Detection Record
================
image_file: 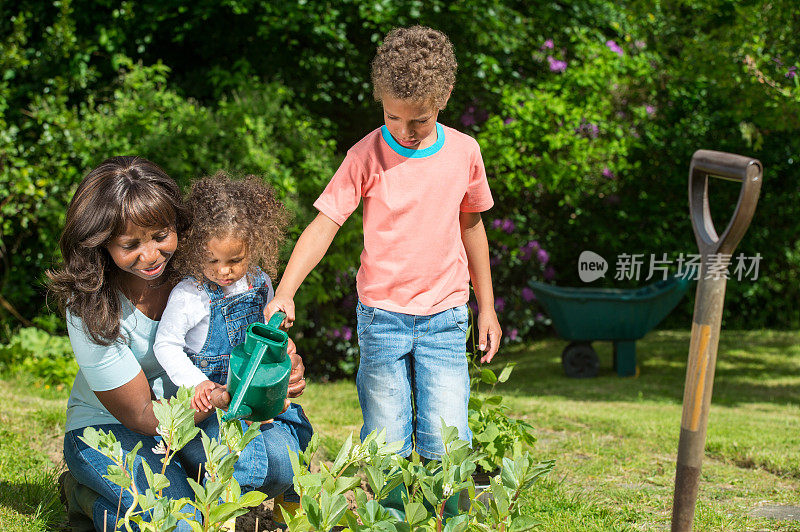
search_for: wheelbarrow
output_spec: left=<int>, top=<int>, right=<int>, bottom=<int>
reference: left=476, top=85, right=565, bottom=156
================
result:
left=529, top=276, right=691, bottom=377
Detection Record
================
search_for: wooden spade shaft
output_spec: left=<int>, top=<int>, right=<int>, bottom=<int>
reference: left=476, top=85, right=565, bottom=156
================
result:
left=671, top=150, right=762, bottom=532
left=672, top=273, right=727, bottom=530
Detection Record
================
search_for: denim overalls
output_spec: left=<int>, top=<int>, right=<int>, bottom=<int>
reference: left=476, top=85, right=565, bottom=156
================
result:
left=184, top=269, right=272, bottom=385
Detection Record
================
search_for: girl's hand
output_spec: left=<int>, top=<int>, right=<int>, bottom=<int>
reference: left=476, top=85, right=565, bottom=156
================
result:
left=477, top=309, right=502, bottom=363
left=264, top=296, right=296, bottom=328
left=286, top=337, right=306, bottom=398
left=192, top=380, right=223, bottom=412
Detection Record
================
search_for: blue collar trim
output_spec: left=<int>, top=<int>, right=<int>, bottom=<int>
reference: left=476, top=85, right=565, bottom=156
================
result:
left=381, top=122, right=445, bottom=158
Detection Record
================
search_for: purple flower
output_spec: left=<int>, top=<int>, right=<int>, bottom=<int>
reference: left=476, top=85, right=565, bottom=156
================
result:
left=490, top=256, right=501, bottom=267
left=786, top=66, right=797, bottom=79
left=606, top=40, right=624, bottom=56
left=331, top=328, right=341, bottom=338
left=536, top=248, right=550, bottom=265
left=542, top=39, right=555, bottom=50
left=519, top=247, right=532, bottom=261
left=491, top=218, right=503, bottom=229
left=547, top=56, right=567, bottom=73
left=468, top=300, right=478, bottom=313
left=645, top=104, right=655, bottom=116
left=576, top=120, right=599, bottom=138
left=543, top=266, right=556, bottom=281
left=502, top=218, right=515, bottom=234
left=634, top=40, right=646, bottom=50
left=460, top=112, right=476, bottom=127
left=503, top=117, right=515, bottom=125
left=528, top=240, right=540, bottom=251
left=341, top=326, right=352, bottom=342
left=495, top=297, right=505, bottom=312
left=535, top=313, right=545, bottom=321
left=507, top=328, right=519, bottom=341
left=522, top=287, right=536, bottom=302
left=602, top=167, right=615, bottom=179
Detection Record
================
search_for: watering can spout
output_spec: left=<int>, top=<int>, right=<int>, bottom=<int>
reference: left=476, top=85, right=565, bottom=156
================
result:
left=221, top=404, right=252, bottom=423
left=221, top=311, right=291, bottom=423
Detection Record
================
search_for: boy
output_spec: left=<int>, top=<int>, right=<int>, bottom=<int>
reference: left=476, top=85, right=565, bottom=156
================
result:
left=265, top=25, right=501, bottom=460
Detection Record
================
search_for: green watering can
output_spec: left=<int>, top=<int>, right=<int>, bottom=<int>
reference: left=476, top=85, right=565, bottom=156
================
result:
left=221, top=311, right=292, bottom=423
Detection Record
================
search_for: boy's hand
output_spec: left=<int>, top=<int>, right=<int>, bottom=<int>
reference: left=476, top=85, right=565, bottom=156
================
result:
left=192, top=380, right=222, bottom=412
left=477, top=309, right=502, bottom=363
left=264, top=295, right=296, bottom=328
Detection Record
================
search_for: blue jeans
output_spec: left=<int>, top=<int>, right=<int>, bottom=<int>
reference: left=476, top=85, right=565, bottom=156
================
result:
left=355, top=301, right=471, bottom=460
left=63, top=403, right=312, bottom=531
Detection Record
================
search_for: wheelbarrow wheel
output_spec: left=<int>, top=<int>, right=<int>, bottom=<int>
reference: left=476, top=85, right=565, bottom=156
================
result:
left=562, top=342, right=599, bottom=378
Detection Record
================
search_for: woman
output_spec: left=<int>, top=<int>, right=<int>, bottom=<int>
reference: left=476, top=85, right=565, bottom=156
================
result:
left=49, top=156, right=311, bottom=531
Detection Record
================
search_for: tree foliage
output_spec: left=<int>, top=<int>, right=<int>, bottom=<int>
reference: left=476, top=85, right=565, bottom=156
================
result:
left=1, top=0, right=798, bottom=375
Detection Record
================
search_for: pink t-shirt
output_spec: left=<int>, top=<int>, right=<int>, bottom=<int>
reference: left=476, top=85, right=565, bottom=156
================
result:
left=313, top=123, right=494, bottom=315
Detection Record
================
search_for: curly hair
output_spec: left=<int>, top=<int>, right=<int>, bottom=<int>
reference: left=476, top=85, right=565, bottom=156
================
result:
left=47, top=156, right=189, bottom=345
left=172, top=172, right=290, bottom=285
left=371, top=25, right=457, bottom=109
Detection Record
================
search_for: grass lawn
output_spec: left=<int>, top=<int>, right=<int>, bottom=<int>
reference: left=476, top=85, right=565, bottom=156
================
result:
left=1, top=329, right=799, bottom=531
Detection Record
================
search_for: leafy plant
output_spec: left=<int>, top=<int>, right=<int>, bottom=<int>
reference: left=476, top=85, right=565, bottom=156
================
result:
left=468, top=361, right=537, bottom=475
left=0, top=327, right=77, bottom=386
left=79, top=386, right=267, bottom=531
left=282, top=422, right=554, bottom=531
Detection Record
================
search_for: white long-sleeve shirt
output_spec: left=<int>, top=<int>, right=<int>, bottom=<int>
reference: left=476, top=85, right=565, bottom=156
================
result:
left=154, top=276, right=274, bottom=387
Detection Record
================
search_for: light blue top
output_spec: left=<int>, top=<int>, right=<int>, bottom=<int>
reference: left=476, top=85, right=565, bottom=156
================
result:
left=65, top=293, right=177, bottom=432
left=380, top=122, right=445, bottom=158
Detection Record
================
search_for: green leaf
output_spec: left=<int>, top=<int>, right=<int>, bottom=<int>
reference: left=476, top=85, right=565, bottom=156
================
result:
left=509, top=515, right=537, bottom=531
left=319, top=490, right=349, bottom=528
left=364, top=465, right=385, bottom=494
left=497, top=363, right=516, bottom=383
left=443, top=514, right=469, bottom=532
left=501, top=457, right=520, bottom=489
left=480, top=369, right=498, bottom=385
left=238, top=490, right=268, bottom=507
left=332, top=432, right=354, bottom=472
left=403, top=501, right=428, bottom=526
left=186, top=478, right=206, bottom=505
left=209, top=502, right=242, bottom=524
left=301, top=494, right=322, bottom=529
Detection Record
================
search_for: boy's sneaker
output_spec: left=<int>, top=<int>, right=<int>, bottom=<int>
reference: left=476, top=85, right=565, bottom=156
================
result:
left=58, top=470, right=97, bottom=532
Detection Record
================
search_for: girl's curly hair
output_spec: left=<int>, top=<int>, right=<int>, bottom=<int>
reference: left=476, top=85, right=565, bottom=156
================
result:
left=172, top=172, right=290, bottom=284
left=47, top=156, right=189, bottom=345
left=371, top=25, right=457, bottom=109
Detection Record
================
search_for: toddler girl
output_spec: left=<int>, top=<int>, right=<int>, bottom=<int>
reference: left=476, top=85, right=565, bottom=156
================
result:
left=155, top=172, right=290, bottom=412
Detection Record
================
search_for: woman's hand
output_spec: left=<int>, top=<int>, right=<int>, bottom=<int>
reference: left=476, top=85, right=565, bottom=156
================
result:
left=286, top=337, right=306, bottom=398
left=209, top=386, right=231, bottom=411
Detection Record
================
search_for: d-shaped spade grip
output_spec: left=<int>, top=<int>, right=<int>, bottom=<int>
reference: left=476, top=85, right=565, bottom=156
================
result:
left=221, top=311, right=290, bottom=423
left=672, top=150, right=762, bottom=532
left=689, top=149, right=763, bottom=256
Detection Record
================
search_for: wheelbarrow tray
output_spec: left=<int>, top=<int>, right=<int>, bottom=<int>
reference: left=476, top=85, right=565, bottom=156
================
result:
left=529, top=276, right=690, bottom=341
left=528, top=276, right=691, bottom=377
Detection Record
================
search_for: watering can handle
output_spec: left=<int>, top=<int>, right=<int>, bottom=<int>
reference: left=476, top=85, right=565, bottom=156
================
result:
left=267, top=311, right=287, bottom=330
left=689, top=150, right=762, bottom=257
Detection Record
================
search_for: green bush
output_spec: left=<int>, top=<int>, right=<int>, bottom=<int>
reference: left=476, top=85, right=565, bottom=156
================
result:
left=6, top=59, right=367, bottom=375
left=0, top=327, right=77, bottom=386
